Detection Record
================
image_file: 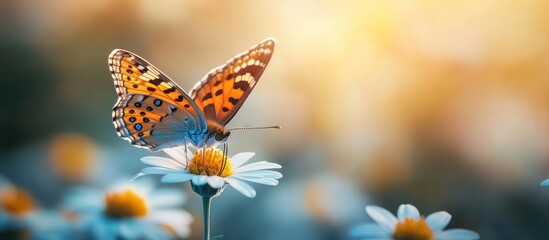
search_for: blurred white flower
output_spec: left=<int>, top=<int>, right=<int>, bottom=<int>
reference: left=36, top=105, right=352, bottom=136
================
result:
left=134, top=147, right=282, bottom=198
left=350, top=204, right=479, bottom=240
left=0, top=177, right=69, bottom=240
left=63, top=179, right=191, bottom=240
left=541, top=179, right=549, bottom=186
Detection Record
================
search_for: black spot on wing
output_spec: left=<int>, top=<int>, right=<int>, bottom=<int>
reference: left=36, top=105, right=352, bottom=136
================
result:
left=233, top=82, right=249, bottom=91
left=149, top=79, right=163, bottom=86
left=163, top=87, right=176, bottom=94
left=215, top=89, right=223, bottom=96
left=228, top=97, right=239, bottom=105
left=202, top=93, right=213, bottom=101
left=169, top=105, right=177, bottom=113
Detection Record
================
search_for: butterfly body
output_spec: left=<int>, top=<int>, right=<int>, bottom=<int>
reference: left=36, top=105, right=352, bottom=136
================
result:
left=108, top=39, right=275, bottom=151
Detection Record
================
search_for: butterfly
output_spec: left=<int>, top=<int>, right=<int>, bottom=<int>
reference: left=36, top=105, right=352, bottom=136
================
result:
left=108, top=38, right=275, bottom=151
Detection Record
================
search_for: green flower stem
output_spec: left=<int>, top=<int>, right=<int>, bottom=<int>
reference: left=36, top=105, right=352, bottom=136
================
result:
left=202, top=195, right=212, bottom=240
left=192, top=183, right=225, bottom=240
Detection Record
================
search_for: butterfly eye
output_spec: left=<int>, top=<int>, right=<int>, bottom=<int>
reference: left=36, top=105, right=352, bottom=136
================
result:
left=214, top=131, right=224, bottom=141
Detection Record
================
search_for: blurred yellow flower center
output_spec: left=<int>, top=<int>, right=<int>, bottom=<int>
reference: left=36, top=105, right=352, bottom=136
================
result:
left=188, top=148, right=233, bottom=177
left=104, top=189, right=148, bottom=218
left=392, top=217, right=434, bottom=240
left=0, top=188, right=35, bottom=216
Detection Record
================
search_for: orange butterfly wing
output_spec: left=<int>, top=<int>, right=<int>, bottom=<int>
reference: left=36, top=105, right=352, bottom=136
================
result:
left=190, top=38, right=275, bottom=125
left=109, top=49, right=207, bottom=150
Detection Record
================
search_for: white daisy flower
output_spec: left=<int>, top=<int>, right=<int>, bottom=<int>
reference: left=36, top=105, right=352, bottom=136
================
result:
left=350, top=204, right=480, bottom=240
left=134, top=147, right=283, bottom=198
left=63, top=179, right=192, bottom=240
left=0, top=178, right=69, bottom=240
left=541, top=179, right=549, bottom=186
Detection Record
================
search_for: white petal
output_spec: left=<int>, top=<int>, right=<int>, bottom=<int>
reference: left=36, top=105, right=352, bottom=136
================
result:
left=140, top=222, right=170, bottom=240
left=349, top=223, right=391, bottom=237
left=397, top=204, right=420, bottom=221
left=149, top=210, right=192, bottom=238
left=130, top=172, right=146, bottom=182
left=426, top=211, right=452, bottom=232
left=435, top=229, right=480, bottom=240
left=147, top=189, right=186, bottom=208
left=234, top=161, right=282, bottom=173
left=92, top=219, right=118, bottom=240
left=230, top=152, right=256, bottom=168
left=162, top=147, right=191, bottom=165
left=191, top=175, right=209, bottom=186
left=119, top=220, right=143, bottom=240
left=225, top=178, right=256, bottom=198
left=141, top=156, right=185, bottom=169
left=365, top=205, right=398, bottom=232
left=232, top=176, right=279, bottom=186
left=232, top=170, right=282, bottom=179
left=142, top=167, right=182, bottom=175
left=63, top=187, right=104, bottom=212
left=129, top=178, right=155, bottom=195
left=161, top=173, right=194, bottom=183
left=207, top=176, right=226, bottom=189
left=541, top=178, right=549, bottom=186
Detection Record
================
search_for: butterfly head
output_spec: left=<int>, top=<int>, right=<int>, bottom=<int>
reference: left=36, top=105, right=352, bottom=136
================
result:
left=205, top=121, right=231, bottom=146
left=214, top=129, right=231, bottom=143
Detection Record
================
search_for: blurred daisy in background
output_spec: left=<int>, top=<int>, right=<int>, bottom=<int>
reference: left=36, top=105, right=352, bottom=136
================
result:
left=63, top=179, right=191, bottom=240
left=350, top=204, right=479, bottom=240
left=541, top=179, right=549, bottom=186
left=135, top=147, right=283, bottom=198
left=0, top=177, right=69, bottom=240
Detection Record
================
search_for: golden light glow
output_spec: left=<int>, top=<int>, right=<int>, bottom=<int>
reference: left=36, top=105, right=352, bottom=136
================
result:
left=392, top=217, right=434, bottom=240
left=48, top=133, right=97, bottom=182
left=0, top=188, right=35, bottom=216
left=104, top=189, right=148, bottom=218
left=188, top=148, right=233, bottom=177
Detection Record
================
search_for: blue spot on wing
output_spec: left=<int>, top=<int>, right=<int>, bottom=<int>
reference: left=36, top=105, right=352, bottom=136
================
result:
left=134, top=124, right=143, bottom=131
left=154, top=99, right=162, bottom=106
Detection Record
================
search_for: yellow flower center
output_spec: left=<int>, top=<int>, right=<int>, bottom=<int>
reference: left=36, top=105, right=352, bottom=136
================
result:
left=188, top=148, right=233, bottom=177
left=0, top=188, right=35, bottom=216
left=104, top=189, right=148, bottom=218
left=392, top=217, right=434, bottom=240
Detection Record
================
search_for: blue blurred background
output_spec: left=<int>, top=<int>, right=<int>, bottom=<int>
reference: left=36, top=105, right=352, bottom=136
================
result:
left=2, top=0, right=549, bottom=239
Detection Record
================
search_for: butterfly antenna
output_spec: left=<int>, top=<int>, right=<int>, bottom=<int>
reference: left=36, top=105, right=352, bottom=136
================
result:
left=227, top=125, right=282, bottom=131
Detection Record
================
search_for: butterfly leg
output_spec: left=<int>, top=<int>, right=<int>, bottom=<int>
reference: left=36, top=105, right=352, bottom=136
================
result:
left=218, top=142, right=228, bottom=176
left=184, top=142, right=189, bottom=170
left=202, top=145, right=207, bottom=175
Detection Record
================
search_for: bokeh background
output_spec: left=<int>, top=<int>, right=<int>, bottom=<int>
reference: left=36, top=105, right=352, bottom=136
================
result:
left=2, top=0, right=549, bottom=239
